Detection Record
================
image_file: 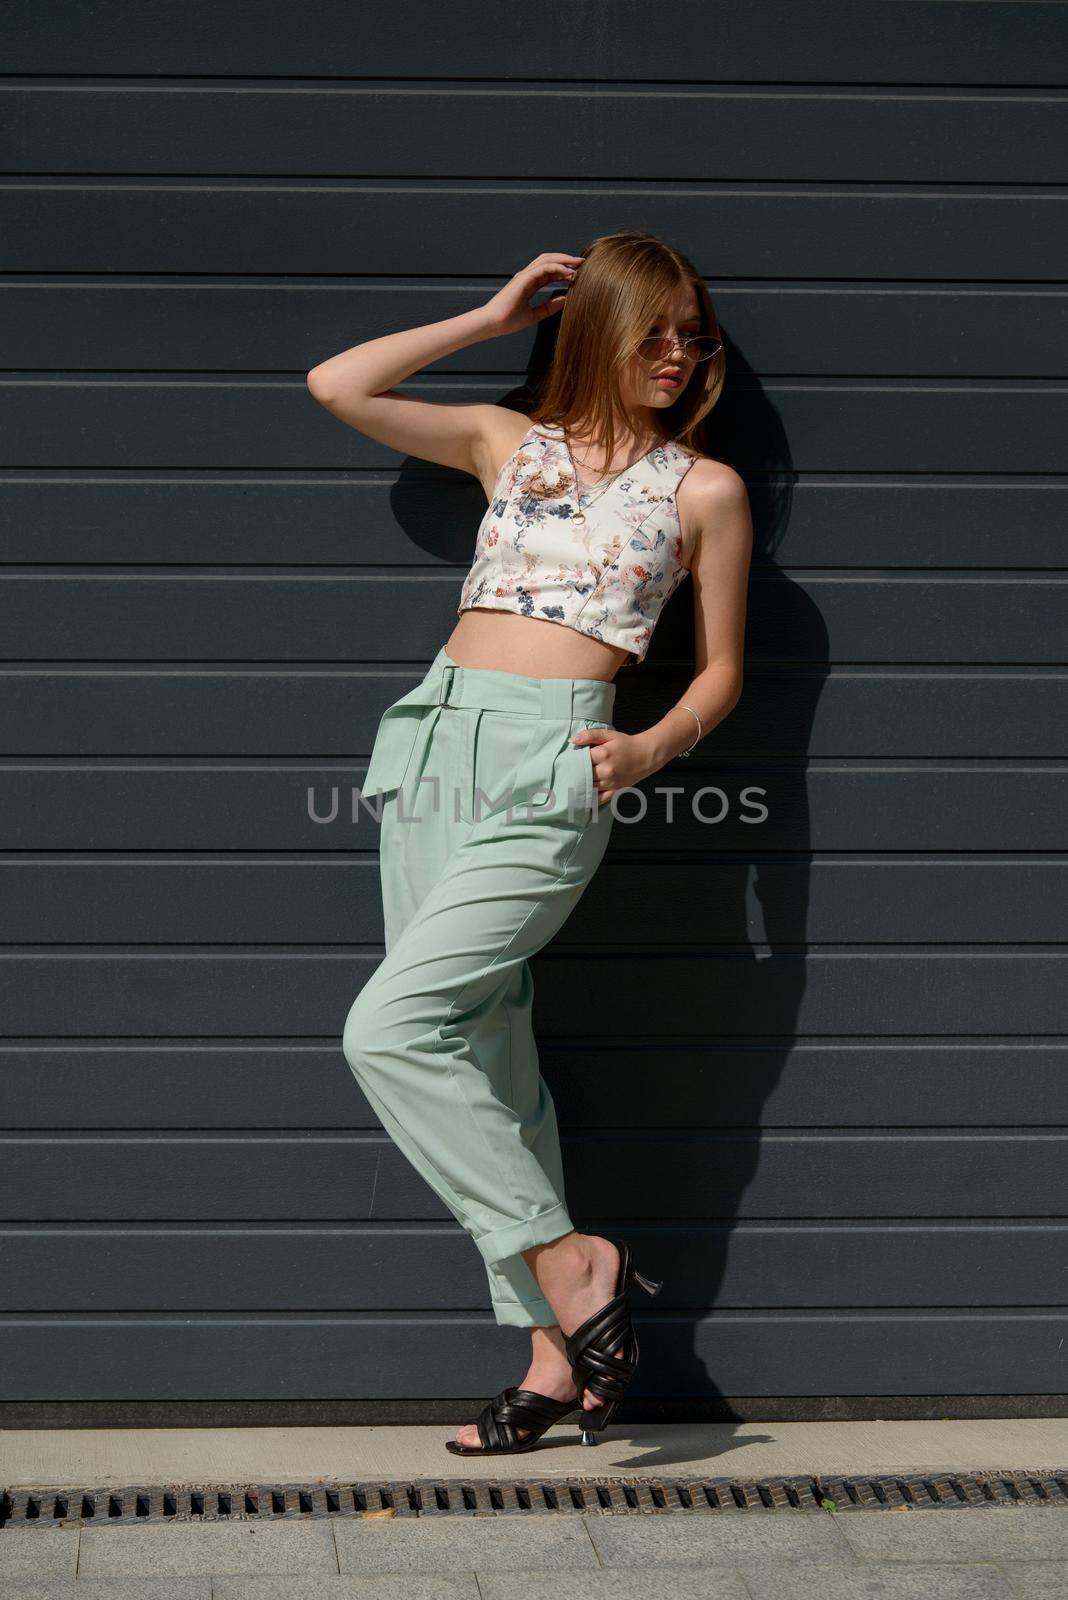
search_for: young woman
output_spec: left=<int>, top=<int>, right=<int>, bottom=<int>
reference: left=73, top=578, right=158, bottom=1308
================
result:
left=307, top=229, right=752, bottom=1455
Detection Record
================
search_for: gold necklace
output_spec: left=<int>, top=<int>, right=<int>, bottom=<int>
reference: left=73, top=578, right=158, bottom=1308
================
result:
left=563, top=432, right=658, bottom=527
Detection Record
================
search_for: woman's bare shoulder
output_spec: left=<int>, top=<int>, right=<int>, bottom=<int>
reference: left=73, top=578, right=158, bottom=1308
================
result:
left=676, top=452, right=749, bottom=565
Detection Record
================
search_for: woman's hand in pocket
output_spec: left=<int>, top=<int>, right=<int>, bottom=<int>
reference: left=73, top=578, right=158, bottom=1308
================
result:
left=570, top=727, right=650, bottom=805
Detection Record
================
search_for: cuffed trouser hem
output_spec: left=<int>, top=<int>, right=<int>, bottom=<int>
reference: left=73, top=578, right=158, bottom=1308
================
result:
left=490, top=1293, right=559, bottom=1329
left=472, top=1201, right=575, bottom=1269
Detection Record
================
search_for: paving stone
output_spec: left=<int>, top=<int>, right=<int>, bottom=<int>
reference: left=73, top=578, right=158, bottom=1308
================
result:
left=0, top=1583, right=209, bottom=1598
left=476, top=1570, right=752, bottom=1598
left=0, top=1527, right=79, bottom=1578
left=744, top=1559, right=1013, bottom=1597
left=584, top=1510, right=853, bottom=1568
left=333, top=1515, right=598, bottom=1571
left=998, top=1561, right=1068, bottom=1598
left=76, top=1520, right=337, bottom=1577
left=215, top=1578, right=479, bottom=1600
left=839, top=1508, right=1068, bottom=1565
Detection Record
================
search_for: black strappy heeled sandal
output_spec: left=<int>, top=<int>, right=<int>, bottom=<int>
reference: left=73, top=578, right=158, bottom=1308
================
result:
left=564, top=1234, right=663, bottom=1446
left=444, top=1384, right=584, bottom=1456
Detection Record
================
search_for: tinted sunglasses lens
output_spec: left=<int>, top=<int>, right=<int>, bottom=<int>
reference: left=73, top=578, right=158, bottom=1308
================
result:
left=637, top=337, right=678, bottom=359
left=689, top=337, right=721, bottom=362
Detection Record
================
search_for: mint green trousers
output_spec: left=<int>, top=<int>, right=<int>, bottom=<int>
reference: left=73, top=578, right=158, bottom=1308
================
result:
left=342, top=645, right=616, bottom=1328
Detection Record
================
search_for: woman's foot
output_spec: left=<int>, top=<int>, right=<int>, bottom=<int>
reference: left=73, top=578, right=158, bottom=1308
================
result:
left=450, top=1326, right=580, bottom=1449
left=449, top=1236, right=624, bottom=1449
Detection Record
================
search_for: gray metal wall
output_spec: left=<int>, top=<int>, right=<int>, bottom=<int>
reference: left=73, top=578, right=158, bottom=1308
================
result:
left=1, top=1, right=1066, bottom=1419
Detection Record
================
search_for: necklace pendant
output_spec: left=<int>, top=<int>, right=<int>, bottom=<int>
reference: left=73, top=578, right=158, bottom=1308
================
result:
left=572, top=508, right=586, bottom=526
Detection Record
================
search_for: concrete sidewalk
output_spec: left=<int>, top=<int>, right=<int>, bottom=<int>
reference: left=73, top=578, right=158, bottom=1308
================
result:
left=2, top=1416, right=1066, bottom=1486
left=2, top=1421, right=1066, bottom=1599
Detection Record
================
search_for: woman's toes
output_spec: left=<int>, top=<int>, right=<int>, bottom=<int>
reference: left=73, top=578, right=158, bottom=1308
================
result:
left=453, top=1420, right=531, bottom=1447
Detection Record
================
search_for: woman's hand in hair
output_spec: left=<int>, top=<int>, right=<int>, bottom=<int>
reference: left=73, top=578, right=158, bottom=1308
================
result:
left=482, top=252, right=584, bottom=337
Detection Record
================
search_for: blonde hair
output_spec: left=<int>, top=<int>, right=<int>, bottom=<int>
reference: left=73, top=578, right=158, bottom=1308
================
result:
left=530, top=228, right=725, bottom=464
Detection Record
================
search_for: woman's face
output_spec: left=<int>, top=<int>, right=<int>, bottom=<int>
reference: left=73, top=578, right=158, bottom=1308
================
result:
left=618, top=285, right=704, bottom=419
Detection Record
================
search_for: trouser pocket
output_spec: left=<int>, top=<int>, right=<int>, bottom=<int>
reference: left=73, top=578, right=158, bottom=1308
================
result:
left=515, top=717, right=604, bottom=828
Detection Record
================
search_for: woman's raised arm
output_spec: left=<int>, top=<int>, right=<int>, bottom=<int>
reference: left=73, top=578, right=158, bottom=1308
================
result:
left=305, top=251, right=582, bottom=477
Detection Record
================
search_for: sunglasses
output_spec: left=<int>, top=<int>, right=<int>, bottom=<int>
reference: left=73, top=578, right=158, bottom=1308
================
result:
left=633, top=334, right=722, bottom=363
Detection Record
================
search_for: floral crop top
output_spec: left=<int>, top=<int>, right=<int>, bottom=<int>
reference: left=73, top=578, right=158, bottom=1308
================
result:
left=456, top=421, right=698, bottom=663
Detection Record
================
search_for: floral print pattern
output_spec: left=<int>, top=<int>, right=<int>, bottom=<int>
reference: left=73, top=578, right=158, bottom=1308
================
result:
left=457, top=422, right=698, bottom=662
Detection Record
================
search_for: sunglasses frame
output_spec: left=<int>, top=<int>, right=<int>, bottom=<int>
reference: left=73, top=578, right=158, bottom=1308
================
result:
left=631, top=333, right=722, bottom=365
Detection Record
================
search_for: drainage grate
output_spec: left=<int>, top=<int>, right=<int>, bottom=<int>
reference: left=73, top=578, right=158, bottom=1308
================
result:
left=2, top=1469, right=1067, bottom=1528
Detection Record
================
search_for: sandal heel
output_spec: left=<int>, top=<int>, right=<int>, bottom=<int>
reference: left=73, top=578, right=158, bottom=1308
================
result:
left=632, top=1267, right=663, bottom=1297
left=580, top=1395, right=620, bottom=1443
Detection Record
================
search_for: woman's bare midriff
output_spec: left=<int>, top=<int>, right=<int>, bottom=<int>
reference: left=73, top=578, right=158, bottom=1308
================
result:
left=444, top=607, right=630, bottom=682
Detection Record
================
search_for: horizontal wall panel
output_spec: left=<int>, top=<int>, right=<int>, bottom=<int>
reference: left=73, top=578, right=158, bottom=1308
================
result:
left=5, top=285, right=1067, bottom=379
left=3, top=1222, right=1065, bottom=1311
left=1, top=764, right=1064, bottom=851
left=1, top=1309, right=1064, bottom=1401
left=0, top=669, right=1062, bottom=757
left=2, top=858, right=1066, bottom=945
left=1, top=1131, right=1065, bottom=1221
left=3, top=1042, right=1066, bottom=1132
left=4, top=379, right=1066, bottom=474
left=1, top=573, right=1064, bottom=666
left=2, top=476, right=1066, bottom=570
left=1, top=951, right=1065, bottom=1036
left=4, top=190, right=1064, bottom=281
left=698, top=671, right=1068, bottom=760
left=3, top=2, right=1064, bottom=86
left=7, top=85, right=1065, bottom=183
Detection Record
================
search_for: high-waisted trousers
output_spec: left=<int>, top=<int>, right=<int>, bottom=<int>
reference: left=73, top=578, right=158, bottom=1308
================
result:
left=342, top=644, right=616, bottom=1328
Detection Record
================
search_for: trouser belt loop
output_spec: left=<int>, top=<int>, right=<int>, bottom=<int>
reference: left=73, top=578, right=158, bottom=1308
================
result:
left=539, top=677, right=574, bottom=721
left=438, top=663, right=457, bottom=705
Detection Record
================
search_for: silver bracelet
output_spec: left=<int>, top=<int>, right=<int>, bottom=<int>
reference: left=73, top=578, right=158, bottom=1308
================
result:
left=676, top=702, right=702, bottom=756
